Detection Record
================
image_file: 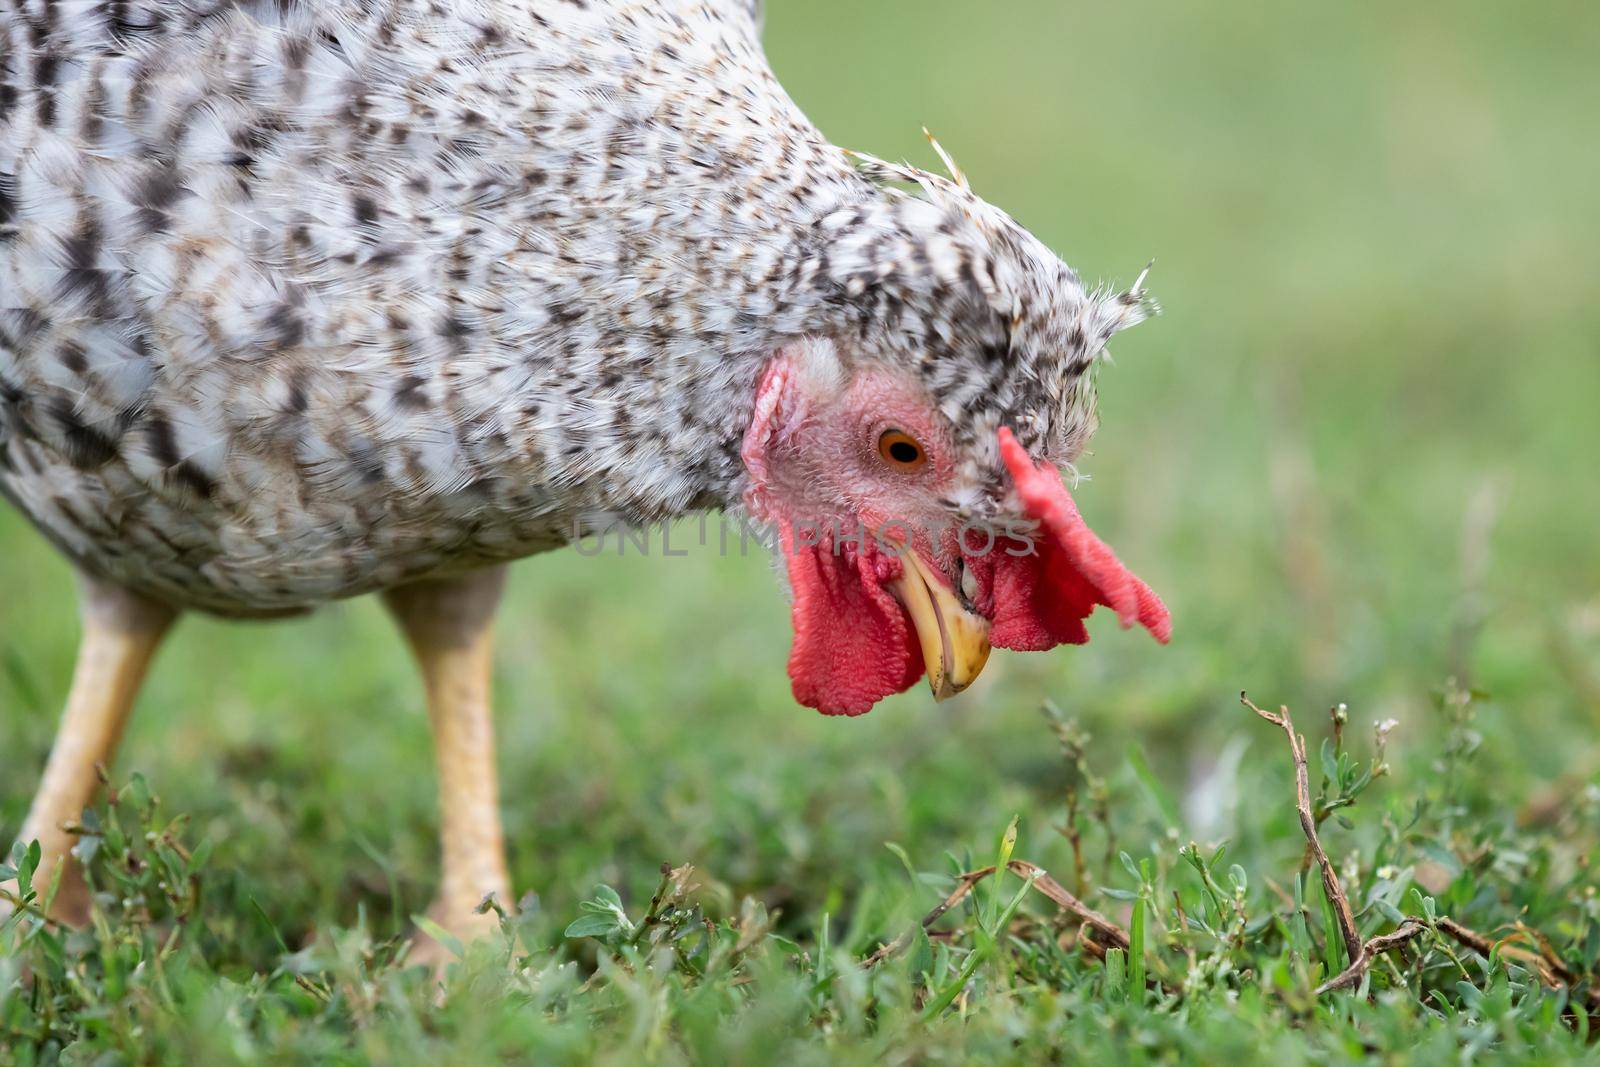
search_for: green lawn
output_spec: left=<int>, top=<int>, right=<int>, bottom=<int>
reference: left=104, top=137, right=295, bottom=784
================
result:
left=4, top=2, right=1600, bottom=1063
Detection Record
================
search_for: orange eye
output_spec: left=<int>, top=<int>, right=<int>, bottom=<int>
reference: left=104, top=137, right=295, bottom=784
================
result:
left=877, top=428, right=927, bottom=470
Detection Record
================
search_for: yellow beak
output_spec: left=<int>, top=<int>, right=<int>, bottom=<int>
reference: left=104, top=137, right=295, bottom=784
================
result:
left=888, top=550, right=992, bottom=701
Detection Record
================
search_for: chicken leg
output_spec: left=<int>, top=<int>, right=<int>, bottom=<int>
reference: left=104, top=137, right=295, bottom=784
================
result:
left=383, top=566, right=513, bottom=963
left=4, top=573, right=176, bottom=925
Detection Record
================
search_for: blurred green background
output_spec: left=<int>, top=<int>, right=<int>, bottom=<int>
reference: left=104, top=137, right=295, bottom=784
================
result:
left=3, top=0, right=1598, bottom=937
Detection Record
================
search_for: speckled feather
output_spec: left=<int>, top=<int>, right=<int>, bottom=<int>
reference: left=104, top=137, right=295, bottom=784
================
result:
left=0, top=0, right=1147, bottom=615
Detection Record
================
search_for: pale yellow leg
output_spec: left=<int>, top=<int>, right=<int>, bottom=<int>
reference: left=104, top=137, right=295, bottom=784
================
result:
left=383, top=567, right=513, bottom=962
left=5, top=574, right=175, bottom=925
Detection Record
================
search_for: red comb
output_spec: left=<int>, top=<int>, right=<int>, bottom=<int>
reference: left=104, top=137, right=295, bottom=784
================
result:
left=987, top=427, right=1170, bottom=649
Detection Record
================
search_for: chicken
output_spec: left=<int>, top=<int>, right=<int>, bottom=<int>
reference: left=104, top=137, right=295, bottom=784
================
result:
left=0, top=0, right=1168, bottom=951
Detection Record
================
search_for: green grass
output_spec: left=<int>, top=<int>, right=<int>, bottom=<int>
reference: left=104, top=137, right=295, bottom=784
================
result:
left=4, top=1, right=1600, bottom=1062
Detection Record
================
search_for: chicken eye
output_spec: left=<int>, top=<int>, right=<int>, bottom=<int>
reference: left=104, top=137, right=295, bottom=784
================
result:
left=877, top=428, right=927, bottom=470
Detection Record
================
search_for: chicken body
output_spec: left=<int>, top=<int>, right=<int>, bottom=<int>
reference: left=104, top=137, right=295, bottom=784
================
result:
left=2, top=0, right=1167, bottom=951
left=2, top=0, right=861, bottom=614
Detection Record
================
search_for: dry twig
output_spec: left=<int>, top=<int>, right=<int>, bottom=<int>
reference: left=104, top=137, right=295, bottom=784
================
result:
left=1437, top=918, right=1600, bottom=1017
left=862, top=859, right=1132, bottom=971
left=1315, top=920, right=1428, bottom=994
left=1241, top=693, right=1363, bottom=969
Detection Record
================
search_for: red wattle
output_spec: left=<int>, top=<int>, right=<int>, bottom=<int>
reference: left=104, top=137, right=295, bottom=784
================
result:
left=781, top=533, right=924, bottom=716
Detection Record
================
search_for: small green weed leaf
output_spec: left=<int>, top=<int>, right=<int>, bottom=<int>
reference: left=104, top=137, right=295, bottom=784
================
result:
left=908, top=926, right=933, bottom=981
left=564, top=914, right=621, bottom=939
left=412, top=915, right=465, bottom=959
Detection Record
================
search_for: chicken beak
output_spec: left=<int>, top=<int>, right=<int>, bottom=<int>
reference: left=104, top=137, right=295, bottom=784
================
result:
left=888, top=550, right=992, bottom=701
